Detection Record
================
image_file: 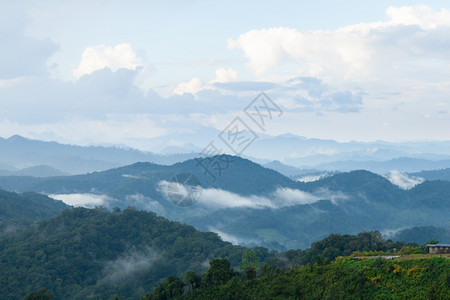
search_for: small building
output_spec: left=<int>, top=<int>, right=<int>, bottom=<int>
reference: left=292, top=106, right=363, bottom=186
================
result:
left=426, top=244, right=450, bottom=254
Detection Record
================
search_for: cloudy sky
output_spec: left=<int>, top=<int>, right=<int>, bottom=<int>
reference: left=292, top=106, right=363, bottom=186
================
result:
left=1, top=0, right=450, bottom=149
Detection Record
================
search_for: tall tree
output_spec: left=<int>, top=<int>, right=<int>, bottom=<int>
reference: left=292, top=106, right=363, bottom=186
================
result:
left=203, top=258, right=234, bottom=286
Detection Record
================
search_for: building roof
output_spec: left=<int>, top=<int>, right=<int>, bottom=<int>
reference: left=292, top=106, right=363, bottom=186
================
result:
left=426, top=244, right=450, bottom=247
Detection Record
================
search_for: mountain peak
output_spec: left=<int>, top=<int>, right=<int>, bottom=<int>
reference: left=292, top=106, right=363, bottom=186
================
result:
left=7, top=134, right=27, bottom=141
left=277, top=133, right=306, bottom=140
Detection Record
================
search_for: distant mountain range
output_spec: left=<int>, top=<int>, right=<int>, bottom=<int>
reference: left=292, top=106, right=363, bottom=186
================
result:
left=2, top=134, right=450, bottom=176
left=0, top=135, right=196, bottom=175
left=410, top=168, right=450, bottom=181
left=0, top=155, right=448, bottom=250
left=140, top=130, right=450, bottom=166
left=0, top=165, right=68, bottom=177
left=389, top=225, right=450, bottom=245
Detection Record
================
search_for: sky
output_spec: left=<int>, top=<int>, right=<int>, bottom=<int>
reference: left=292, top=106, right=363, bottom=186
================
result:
left=1, top=0, right=450, bottom=150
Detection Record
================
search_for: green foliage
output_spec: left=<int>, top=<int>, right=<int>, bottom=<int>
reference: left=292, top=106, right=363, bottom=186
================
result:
left=202, top=258, right=234, bottom=287
left=143, top=276, right=184, bottom=300
left=183, top=270, right=201, bottom=292
left=426, top=238, right=440, bottom=245
left=266, top=231, right=415, bottom=269
left=0, top=207, right=247, bottom=299
left=23, top=287, right=54, bottom=300
left=180, top=257, right=450, bottom=300
left=239, top=249, right=259, bottom=279
left=0, top=188, right=68, bottom=222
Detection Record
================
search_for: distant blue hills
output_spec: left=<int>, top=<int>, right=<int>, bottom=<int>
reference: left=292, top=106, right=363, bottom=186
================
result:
left=2, top=134, right=450, bottom=177
left=0, top=155, right=448, bottom=250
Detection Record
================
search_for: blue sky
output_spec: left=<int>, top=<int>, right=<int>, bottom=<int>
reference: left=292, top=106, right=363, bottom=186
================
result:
left=1, top=0, right=450, bottom=149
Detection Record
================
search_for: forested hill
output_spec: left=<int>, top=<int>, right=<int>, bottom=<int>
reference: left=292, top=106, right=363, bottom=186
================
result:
left=0, top=156, right=449, bottom=250
left=140, top=230, right=449, bottom=299
left=0, top=156, right=297, bottom=197
left=169, top=257, right=449, bottom=300
left=0, top=188, right=68, bottom=222
left=1, top=203, right=439, bottom=299
left=0, top=207, right=249, bottom=299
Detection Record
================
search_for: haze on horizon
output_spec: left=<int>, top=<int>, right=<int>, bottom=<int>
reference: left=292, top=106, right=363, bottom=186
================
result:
left=1, top=0, right=450, bottom=151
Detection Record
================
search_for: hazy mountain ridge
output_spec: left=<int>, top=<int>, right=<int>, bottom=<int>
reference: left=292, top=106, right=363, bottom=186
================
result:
left=389, top=225, right=450, bottom=245
left=0, top=135, right=197, bottom=174
left=307, top=157, right=450, bottom=174
left=410, top=168, right=450, bottom=181
left=0, top=165, right=68, bottom=177
left=0, top=156, right=448, bottom=249
left=3, top=135, right=450, bottom=176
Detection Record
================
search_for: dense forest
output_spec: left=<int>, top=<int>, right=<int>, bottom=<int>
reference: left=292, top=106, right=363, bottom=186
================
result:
left=0, top=188, right=68, bottom=222
left=148, top=256, right=448, bottom=299
left=0, top=207, right=249, bottom=299
left=1, top=205, right=444, bottom=299
left=141, top=232, right=449, bottom=299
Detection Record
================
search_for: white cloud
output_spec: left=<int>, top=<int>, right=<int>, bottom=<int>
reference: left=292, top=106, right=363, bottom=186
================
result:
left=2, top=4, right=450, bottom=146
left=208, top=227, right=246, bottom=245
left=228, top=6, right=450, bottom=80
left=297, top=173, right=331, bottom=183
left=313, top=188, right=349, bottom=204
left=386, top=6, right=450, bottom=29
left=209, top=67, right=238, bottom=83
left=173, top=77, right=205, bottom=95
left=200, top=187, right=275, bottom=209
left=227, top=27, right=297, bottom=75
left=174, top=67, right=237, bottom=95
left=125, top=194, right=166, bottom=216
left=101, top=247, right=160, bottom=284
left=384, top=170, right=425, bottom=190
left=158, top=181, right=339, bottom=209
left=73, top=44, right=142, bottom=79
left=272, top=188, right=319, bottom=205
left=381, top=227, right=408, bottom=239
left=49, top=193, right=111, bottom=208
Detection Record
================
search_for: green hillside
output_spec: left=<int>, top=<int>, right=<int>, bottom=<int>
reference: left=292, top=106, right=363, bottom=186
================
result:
left=0, top=203, right=434, bottom=299
left=0, top=188, right=68, bottom=222
left=0, top=156, right=297, bottom=198
left=0, top=207, right=248, bottom=299
left=0, top=157, right=449, bottom=250
left=170, top=257, right=449, bottom=300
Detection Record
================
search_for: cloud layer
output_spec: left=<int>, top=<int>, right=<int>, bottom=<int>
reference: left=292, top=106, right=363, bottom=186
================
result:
left=101, top=247, right=161, bottom=284
left=228, top=6, right=450, bottom=80
left=1, top=3, right=450, bottom=146
left=159, top=181, right=346, bottom=210
left=73, top=44, right=142, bottom=79
left=49, top=193, right=111, bottom=208
left=384, top=170, right=424, bottom=190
